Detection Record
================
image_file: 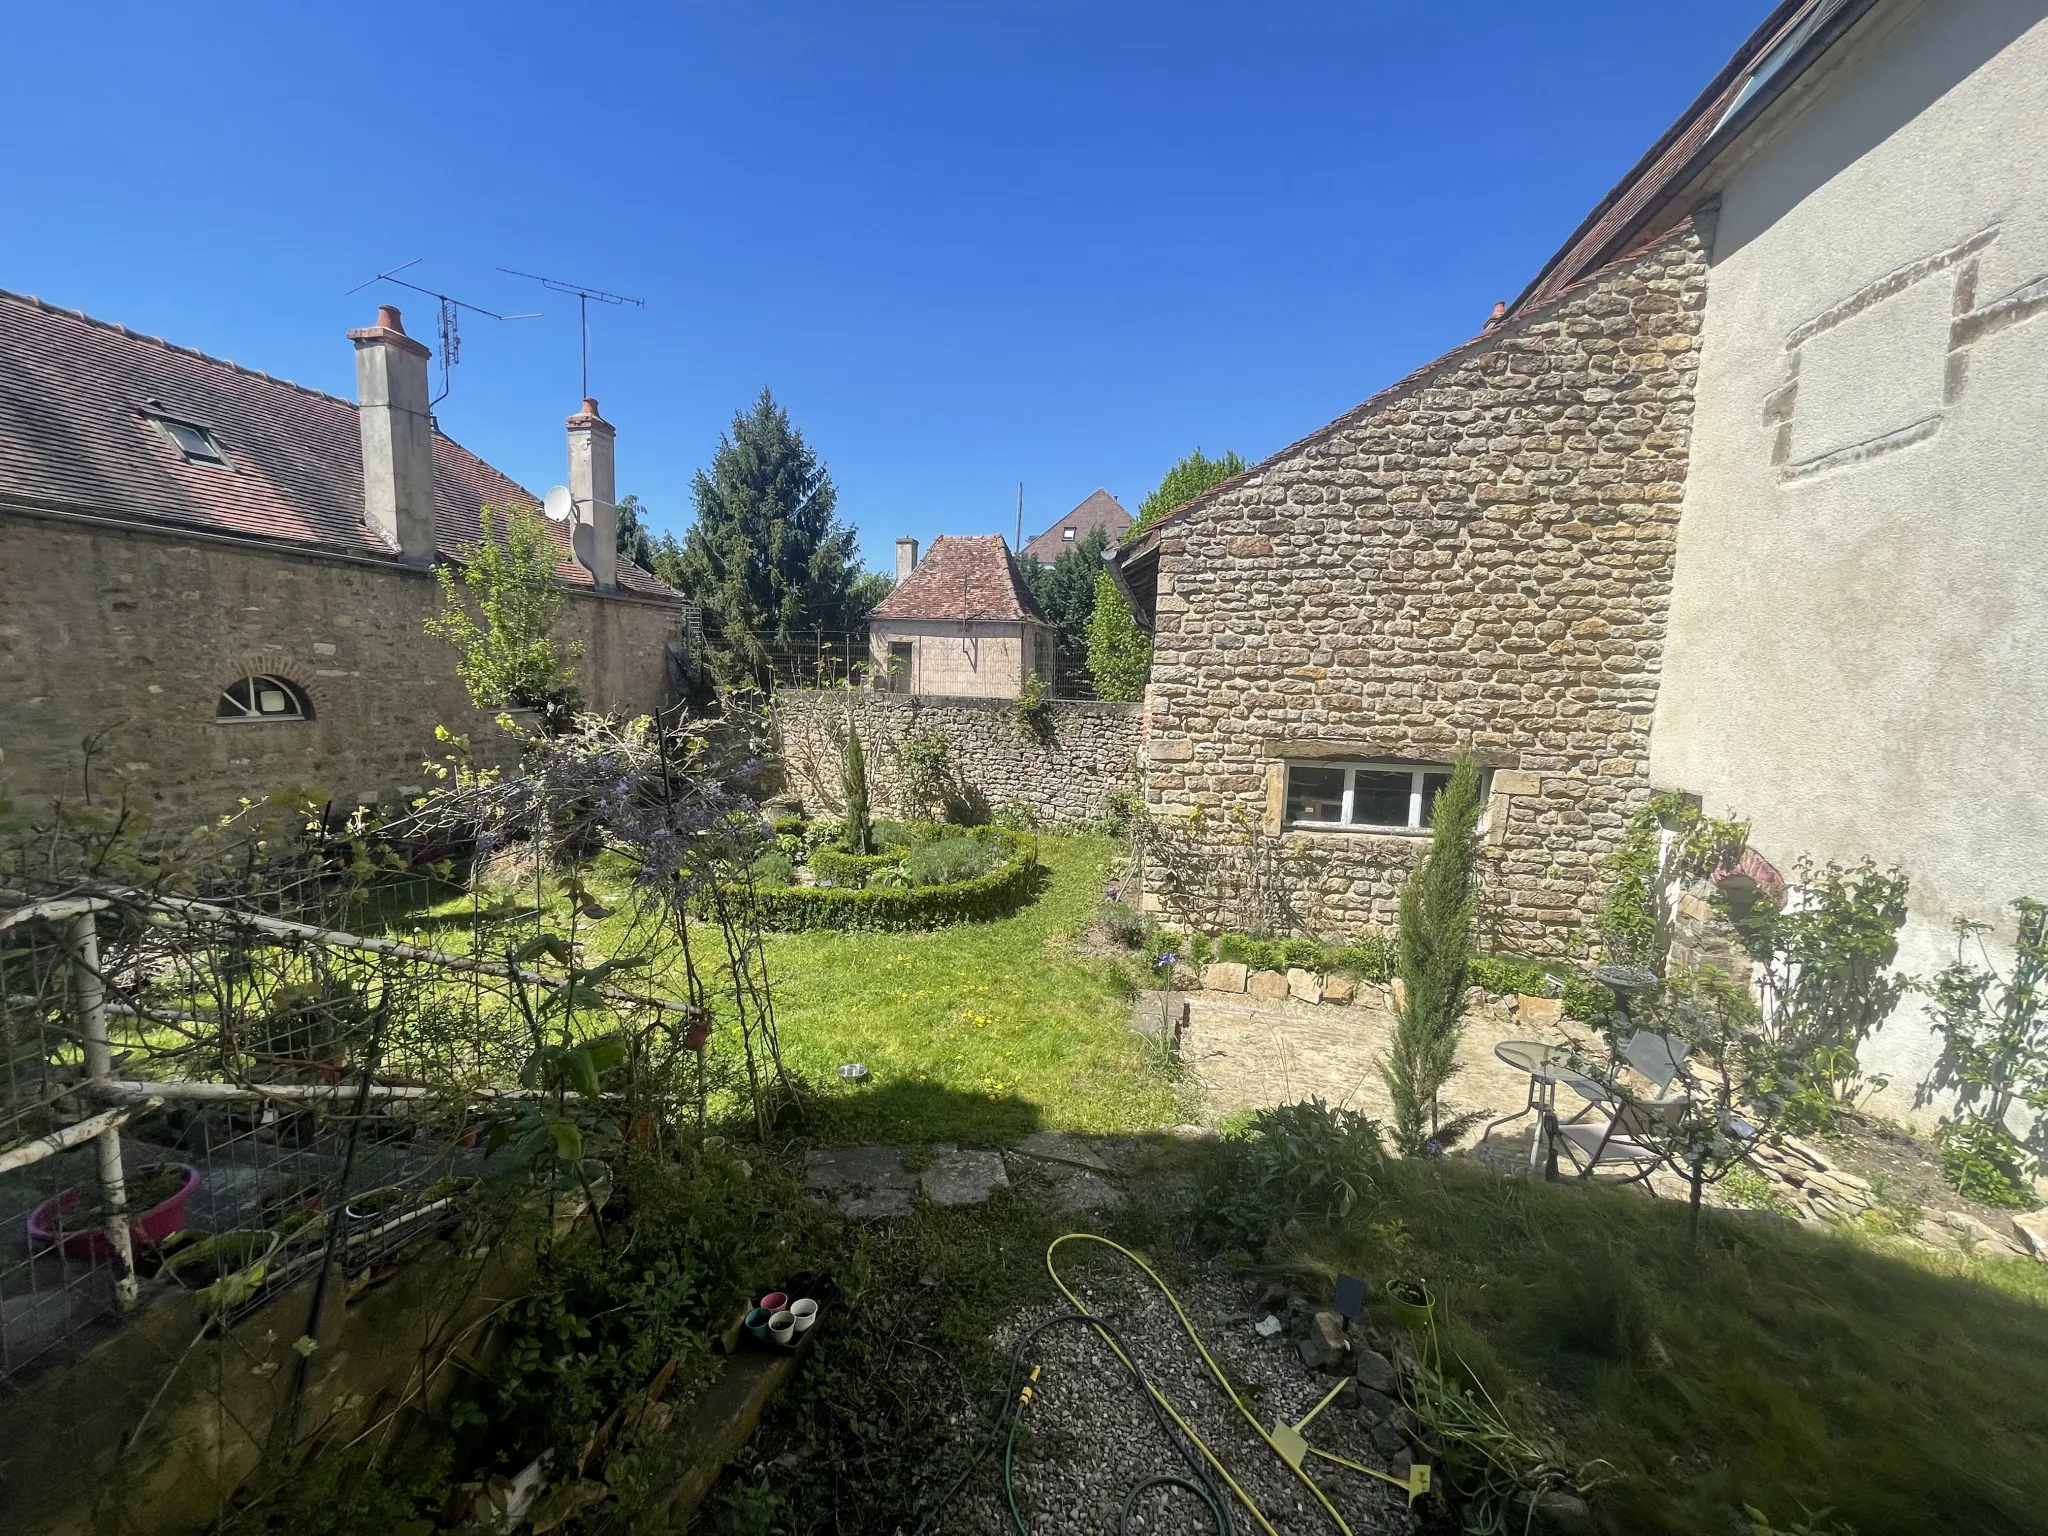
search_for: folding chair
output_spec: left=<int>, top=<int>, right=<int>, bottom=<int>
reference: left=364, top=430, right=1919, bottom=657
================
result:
left=1540, top=1082, right=1691, bottom=1189
left=1619, top=1030, right=1692, bottom=1097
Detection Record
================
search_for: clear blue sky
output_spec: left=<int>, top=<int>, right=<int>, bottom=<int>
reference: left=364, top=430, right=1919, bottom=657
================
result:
left=3, top=2, right=1763, bottom=574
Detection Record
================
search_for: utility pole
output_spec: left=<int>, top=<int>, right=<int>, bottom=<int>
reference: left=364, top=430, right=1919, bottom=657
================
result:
left=1015, top=482, right=1024, bottom=552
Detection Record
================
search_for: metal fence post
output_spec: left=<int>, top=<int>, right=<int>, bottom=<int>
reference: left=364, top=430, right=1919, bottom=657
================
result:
left=67, top=910, right=138, bottom=1310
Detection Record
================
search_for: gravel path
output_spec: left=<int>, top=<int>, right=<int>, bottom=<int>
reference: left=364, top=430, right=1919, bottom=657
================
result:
left=947, top=1261, right=1413, bottom=1536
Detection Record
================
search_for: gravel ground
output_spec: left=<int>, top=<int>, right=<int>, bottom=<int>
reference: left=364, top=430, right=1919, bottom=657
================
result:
left=945, top=1260, right=1414, bottom=1536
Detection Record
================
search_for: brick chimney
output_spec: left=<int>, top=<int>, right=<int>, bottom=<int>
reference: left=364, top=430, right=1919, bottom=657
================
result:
left=895, top=537, right=920, bottom=583
left=566, top=397, right=617, bottom=590
left=349, top=305, right=436, bottom=563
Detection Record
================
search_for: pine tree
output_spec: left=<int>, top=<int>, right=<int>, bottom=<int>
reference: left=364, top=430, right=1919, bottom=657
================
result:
left=1379, top=754, right=1485, bottom=1154
left=674, top=390, right=867, bottom=689
left=841, top=721, right=873, bottom=854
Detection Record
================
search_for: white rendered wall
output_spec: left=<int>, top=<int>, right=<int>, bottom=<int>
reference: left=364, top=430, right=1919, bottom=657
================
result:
left=1653, top=1, right=2048, bottom=1126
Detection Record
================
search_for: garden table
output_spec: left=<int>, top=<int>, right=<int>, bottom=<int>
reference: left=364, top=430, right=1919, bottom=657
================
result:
left=1482, top=1040, right=1609, bottom=1170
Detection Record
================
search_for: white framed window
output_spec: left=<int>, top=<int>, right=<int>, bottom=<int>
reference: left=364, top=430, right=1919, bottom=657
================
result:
left=1283, top=760, right=1468, bottom=832
left=216, top=674, right=312, bottom=722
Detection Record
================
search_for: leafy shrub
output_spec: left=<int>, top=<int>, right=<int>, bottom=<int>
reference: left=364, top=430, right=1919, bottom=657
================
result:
left=994, top=800, right=1041, bottom=831
left=770, top=816, right=808, bottom=840
left=1202, top=1099, right=1384, bottom=1249
left=809, top=846, right=905, bottom=888
left=1469, top=955, right=1551, bottom=996
left=1097, top=787, right=1140, bottom=834
left=750, top=850, right=796, bottom=888
left=1094, top=897, right=1153, bottom=950
left=902, top=835, right=998, bottom=887
left=747, top=832, right=1038, bottom=932
left=1936, top=1120, right=2037, bottom=1209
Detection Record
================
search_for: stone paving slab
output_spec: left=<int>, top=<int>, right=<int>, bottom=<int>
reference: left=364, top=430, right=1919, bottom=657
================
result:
left=922, top=1148, right=1009, bottom=1206
left=803, top=1146, right=916, bottom=1219
left=1009, top=1131, right=1111, bottom=1173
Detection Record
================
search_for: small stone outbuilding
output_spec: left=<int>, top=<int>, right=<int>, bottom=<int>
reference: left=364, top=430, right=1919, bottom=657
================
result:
left=868, top=534, right=1054, bottom=699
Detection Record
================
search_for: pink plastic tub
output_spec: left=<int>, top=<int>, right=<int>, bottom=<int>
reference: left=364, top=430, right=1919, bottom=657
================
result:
left=28, top=1163, right=201, bottom=1262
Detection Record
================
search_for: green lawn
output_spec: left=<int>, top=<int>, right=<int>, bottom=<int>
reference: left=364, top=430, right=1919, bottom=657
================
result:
left=762, top=833, right=1181, bottom=1144
left=372, top=833, right=1179, bottom=1146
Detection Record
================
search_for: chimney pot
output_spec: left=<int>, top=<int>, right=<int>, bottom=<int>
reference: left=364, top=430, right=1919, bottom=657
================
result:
left=350, top=307, right=435, bottom=562
left=582, top=397, right=600, bottom=417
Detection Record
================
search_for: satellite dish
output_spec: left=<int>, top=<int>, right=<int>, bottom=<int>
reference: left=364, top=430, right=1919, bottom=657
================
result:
left=543, top=485, right=574, bottom=522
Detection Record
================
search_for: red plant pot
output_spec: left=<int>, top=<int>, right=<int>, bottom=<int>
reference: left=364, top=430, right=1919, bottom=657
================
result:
left=28, top=1163, right=201, bottom=1263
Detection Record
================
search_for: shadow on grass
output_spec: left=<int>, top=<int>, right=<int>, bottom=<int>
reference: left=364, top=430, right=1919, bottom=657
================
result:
left=1281, top=1155, right=2048, bottom=1536
left=790, top=1077, right=1044, bottom=1149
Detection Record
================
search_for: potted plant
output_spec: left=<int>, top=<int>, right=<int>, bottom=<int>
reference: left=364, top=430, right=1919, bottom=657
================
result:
left=162, top=1229, right=282, bottom=1307
left=28, top=1162, right=201, bottom=1262
left=1386, top=1278, right=1435, bottom=1333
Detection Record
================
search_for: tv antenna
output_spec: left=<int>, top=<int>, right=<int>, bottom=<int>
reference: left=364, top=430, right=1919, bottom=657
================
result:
left=498, top=268, right=646, bottom=401
left=344, top=259, right=539, bottom=406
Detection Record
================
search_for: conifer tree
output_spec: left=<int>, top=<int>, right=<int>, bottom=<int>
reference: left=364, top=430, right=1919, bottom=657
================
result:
left=841, top=721, right=873, bottom=854
left=1380, top=754, right=1484, bottom=1154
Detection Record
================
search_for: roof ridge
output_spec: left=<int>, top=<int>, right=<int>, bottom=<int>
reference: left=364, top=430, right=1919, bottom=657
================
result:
left=0, top=286, right=359, bottom=412
left=1120, top=218, right=1702, bottom=548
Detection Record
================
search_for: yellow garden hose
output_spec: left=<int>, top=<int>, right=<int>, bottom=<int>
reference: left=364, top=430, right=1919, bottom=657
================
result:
left=1044, top=1234, right=1423, bottom=1536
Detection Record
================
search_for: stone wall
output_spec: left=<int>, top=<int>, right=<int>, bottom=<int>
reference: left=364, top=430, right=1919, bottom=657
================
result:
left=1139, top=227, right=1709, bottom=950
left=775, top=690, right=1141, bottom=826
left=0, top=511, right=689, bottom=832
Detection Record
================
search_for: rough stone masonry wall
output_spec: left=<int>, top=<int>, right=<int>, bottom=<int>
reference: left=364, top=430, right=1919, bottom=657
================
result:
left=775, top=690, right=1141, bottom=826
left=1142, top=227, right=1708, bottom=952
left=0, top=513, right=687, bottom=833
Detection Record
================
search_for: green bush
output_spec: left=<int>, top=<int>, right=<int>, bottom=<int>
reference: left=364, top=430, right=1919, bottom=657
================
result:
left=902, top=835, right=998, bottom=887
left=1201, top=1099, right=1384, bottom=1250
left=751, top=850, right=796, bottom=888
left=1094, top=898, right=1153, bottom=950
left=808, top=846, right=905, bottom=888
left=1469, top=955, right=1551, bottom=996
left=748, top=831, right=1039, bottom=932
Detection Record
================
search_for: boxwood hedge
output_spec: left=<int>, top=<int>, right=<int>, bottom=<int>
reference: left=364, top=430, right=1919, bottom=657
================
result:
left=752, top=830, right=1040, bottom=932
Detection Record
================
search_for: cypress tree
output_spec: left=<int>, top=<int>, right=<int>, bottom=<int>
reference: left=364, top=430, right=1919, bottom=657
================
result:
left=1380, top=753, right=1484, bottom=1154
left=841, top=721, right=873, bottom=855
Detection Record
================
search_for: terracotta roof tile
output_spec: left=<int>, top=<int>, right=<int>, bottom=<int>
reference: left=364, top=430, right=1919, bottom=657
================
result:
left=1021, top=488, right=1132, bottom=563
left=0, top=289, right=684, bottom=602
left=870, top=534, right=1044, bottom=623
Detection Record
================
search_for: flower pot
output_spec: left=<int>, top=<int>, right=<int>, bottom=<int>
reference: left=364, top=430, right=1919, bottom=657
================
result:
left=789, top=1297, right=819, bottom=1334
left=1386, top=1278, right=1435, bottom=1333
left=163, top=1229, right=282, bottom=1293
left=768, top=1309, right=796, bottom=1346
left=28, top=1163, right=201, bottom=1263
left=744, top=1307, right=772, bottom=1340
left=343, top=1185, right=409, bottom=1224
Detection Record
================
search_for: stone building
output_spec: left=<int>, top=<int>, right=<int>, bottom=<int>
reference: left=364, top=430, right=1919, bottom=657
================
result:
left=1019, top=488, right=1132, bottom=565
left=0, top=295, right=693, bottom=831
left=868, top=534, right=1054, bottom=699
left=1112, top=0, right=2048, bottom=1126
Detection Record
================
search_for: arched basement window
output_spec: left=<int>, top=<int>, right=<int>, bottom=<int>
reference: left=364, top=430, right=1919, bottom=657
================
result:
left=216, top=675, right=312, bottom=722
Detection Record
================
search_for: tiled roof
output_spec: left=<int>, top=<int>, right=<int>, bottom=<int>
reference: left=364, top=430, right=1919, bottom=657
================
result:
left=1020, top=488, right=1132, bottom=564
left=1506, top=0, right=1862, bottom=321
left=870, top=534, right=1045, bottom=624
left=0, top=288, right=684, bottom=602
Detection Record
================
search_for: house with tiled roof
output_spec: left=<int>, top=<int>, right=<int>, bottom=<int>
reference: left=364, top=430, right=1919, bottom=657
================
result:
left=0, top=295, right=693, bottom=824
left=1108, top=0, right=2048, bottom=1129
left=866, top=534, right=1053, bottom=698
left=1019, top=489, right=1132, bottom=565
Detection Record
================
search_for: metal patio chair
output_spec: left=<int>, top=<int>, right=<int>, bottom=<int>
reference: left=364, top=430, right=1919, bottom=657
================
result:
left=1539, top=1079, right=1693, bottom=1188
left=1618, top=1030, right=1693, bottom=1097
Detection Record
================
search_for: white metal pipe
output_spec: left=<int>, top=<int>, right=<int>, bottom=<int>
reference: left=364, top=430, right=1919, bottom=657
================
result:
left=0, top=1100, right=155, bottom=1176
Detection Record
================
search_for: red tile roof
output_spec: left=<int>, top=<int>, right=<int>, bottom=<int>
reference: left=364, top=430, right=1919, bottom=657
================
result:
left=1020, top=488, right=1132, bottom=564
left=870, top=534, right=1045, bottom=624
left=0, top=288, right=684, bottom=601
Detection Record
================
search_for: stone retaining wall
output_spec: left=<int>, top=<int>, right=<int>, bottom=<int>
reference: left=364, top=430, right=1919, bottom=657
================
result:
left=1138, top=226, right=1710, bottom=951
left=774, top=690, right=1142, bottom=826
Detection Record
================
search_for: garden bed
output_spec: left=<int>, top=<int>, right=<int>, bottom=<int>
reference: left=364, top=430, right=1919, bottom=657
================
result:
left=752, top=825, right=1041, bottom=933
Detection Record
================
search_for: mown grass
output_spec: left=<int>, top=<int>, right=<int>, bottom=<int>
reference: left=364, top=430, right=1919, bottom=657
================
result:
left=764, top=833, right=1181, bottom=1144
left=369, top=833, right=1178, bottom=1146
left=1282, top=1155, right=2048, bottom=1535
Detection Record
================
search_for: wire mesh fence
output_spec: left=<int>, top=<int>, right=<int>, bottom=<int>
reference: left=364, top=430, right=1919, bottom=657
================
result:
left=0, top=710, right=792, bottom=1399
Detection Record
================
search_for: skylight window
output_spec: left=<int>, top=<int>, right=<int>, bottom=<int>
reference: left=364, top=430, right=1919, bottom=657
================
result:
left=1712, top=5, right=1829, bottom=137
left=153, top=415, right=226, bottom=465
